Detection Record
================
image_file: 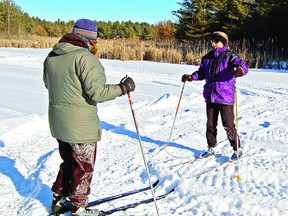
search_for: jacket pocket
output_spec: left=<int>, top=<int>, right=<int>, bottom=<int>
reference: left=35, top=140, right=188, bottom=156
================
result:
left=215, top=84, right=234, bottom=103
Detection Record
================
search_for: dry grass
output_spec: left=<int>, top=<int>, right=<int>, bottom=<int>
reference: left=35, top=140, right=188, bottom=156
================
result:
left=0, top=36, right=202, bottom=64
left=0, top=35, right=59, bottom=48
left=97, top=39, right=185, bottom=64
left=0, top=35, right=286, bottom=68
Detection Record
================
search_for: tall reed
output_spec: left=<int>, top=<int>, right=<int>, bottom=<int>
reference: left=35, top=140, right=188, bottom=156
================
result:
left=0, top=35, right=286, bottom=69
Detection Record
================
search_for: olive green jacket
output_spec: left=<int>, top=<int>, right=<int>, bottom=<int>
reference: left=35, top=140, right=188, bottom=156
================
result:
left=43, top=42, right=122, bottom=143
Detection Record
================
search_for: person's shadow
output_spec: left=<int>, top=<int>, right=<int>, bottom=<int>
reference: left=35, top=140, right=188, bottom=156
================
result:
left=100, top=121, right=201, bottom=155
left=0, top=139, right=54, bottom=214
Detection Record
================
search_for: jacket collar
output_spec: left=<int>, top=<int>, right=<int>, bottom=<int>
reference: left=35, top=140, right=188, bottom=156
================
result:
left=59, top=33, right=91, bottom=50
left=212, top=45, right=228, bottom=57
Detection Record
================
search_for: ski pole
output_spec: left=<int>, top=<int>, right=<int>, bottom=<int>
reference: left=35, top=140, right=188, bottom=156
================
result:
left=234, top=85, right=241, bottom=180
left=127, top=92, right=160, bottom=216
left=165, top=81, right=186, bottom=147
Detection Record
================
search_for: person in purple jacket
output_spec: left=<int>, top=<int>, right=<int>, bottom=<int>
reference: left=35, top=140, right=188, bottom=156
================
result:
left=182, top=31, right=249, bottom=161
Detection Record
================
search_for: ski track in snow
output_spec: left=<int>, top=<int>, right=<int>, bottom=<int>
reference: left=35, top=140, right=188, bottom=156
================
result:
left=0, top=48, right=287, bottom=215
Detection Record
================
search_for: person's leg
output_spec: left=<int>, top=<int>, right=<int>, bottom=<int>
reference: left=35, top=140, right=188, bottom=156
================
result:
left=219, top=104, right=240, bottom=151
left=200, top=103, right=220, bottom=158
left=52, top=140, right=73, bottom=196
left=51, top=140, right=74, bottom=214
left=206, top=103, right=220, bottom=148
left=69, top=142, right=97, bottom=211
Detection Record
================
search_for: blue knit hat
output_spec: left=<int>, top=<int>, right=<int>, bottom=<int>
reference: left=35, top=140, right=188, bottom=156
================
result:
left=73, top=19, right=97, bottom=40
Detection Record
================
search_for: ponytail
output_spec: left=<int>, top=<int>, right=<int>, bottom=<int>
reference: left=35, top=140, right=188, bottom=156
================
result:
left=90, top=40, right=98, bottom=55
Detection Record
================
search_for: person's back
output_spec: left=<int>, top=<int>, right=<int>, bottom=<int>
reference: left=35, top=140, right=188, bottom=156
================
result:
left=44, top=35, right=121, bottom=143
left=43, top=18, right=135, bottom=216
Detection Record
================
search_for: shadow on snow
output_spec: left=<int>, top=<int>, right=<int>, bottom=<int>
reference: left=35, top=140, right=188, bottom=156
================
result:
left=100, top=121, right=200, bottom=155
left=0, top=140, right=56, bottom=214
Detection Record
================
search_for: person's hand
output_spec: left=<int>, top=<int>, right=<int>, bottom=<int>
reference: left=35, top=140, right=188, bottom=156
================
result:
left=119, top=76, right=135, bottom=95
left=181, top=74, right=193, bottom=82
left=234, top=67, right=244, bottom=77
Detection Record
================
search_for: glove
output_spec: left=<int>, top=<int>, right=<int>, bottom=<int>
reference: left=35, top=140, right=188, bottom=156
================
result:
left=181, top=74, right=193, bottom=82
left=234, top=67, right=244, bottom=77
left=119, top=76, right=135, bottom=95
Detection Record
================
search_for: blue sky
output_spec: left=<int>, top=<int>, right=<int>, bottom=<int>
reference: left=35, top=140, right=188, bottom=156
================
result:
left=14, top=0, right=180, bottom=24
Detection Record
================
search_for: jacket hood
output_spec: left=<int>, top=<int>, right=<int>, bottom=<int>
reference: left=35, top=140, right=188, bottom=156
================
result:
left=52, top=33, right=93, bottom=56
left=52, top=42, right=93, bottom=56
left=52, top=42, right=81, bottom=56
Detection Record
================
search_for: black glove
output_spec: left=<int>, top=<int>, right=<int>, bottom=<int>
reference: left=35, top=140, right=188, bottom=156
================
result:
left=234, top=67, right=244, bottom=77
left=119, top=76, right=135, bottom=95
left=181, top=74, right=193, bottom=82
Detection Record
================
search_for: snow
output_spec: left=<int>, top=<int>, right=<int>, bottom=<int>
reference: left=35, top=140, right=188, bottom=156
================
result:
left=0, top=47, right=287, bottom=216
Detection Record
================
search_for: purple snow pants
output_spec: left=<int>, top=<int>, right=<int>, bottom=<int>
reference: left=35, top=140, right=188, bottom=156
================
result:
left=206, top=103, right=240, bottom=151
left=52, top=140, right=97, bottom=207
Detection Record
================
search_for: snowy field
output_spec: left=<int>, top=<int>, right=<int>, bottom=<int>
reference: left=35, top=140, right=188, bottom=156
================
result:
left=0, top=48, right=287, bottom=216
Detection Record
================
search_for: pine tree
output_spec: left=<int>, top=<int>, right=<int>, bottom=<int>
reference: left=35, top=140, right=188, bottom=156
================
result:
left=173, top=0, right=225, bottom=41
left=173, top=0, right=251, bottom=41
left=217, top=0, right=250, bottom=39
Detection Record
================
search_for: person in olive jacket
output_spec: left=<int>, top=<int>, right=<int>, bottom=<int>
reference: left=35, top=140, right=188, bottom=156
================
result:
left=43, top=18, right=135, bottom=216
left=182, top=31, right=248, bottom=161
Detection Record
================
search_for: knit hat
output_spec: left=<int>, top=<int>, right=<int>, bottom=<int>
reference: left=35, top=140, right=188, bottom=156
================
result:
left=72, top=19, right=97, bottom=40
left=212, top=31, right=228, bottom=45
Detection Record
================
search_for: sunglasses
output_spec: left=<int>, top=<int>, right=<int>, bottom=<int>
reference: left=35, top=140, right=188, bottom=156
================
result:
left=211, top=33, right=224, bottom=44
left=211, top=39, right=220, bottom=44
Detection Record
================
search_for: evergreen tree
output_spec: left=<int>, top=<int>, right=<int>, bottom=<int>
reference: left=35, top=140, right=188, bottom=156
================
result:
left=173, top=0, right=225, bottom=41
left=173, top=0, right=251, bottom=41
left=217, top=0, right=250, bottom=39
left=172, top=0, right=193, bottom=41
left=0, top=0, right=21, bottom=36
left=139, top=22, right=152, bottom=40
left=122, top=21, right=137, bottom=38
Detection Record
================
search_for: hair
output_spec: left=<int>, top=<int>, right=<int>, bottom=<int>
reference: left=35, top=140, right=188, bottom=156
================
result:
left=90, top=40, right=98, bottom=55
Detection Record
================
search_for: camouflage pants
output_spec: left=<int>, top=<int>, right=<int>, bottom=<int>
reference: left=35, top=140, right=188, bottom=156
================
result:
left=52, top=140, right=97, bottom=207
left=206, top=103, right=240, bottom=151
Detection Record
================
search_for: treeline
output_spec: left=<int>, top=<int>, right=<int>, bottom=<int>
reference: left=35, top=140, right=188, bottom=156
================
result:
left=0, top=0, right=168, bottom=40
left=0, top=0, right=287, bottom=68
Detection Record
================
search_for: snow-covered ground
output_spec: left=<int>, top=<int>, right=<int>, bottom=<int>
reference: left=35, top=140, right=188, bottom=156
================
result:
left=0, top=48, right=287, bottom=216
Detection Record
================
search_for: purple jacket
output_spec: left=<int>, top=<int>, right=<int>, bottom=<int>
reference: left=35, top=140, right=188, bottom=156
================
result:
left=191, top=45, right=248, bottom=105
